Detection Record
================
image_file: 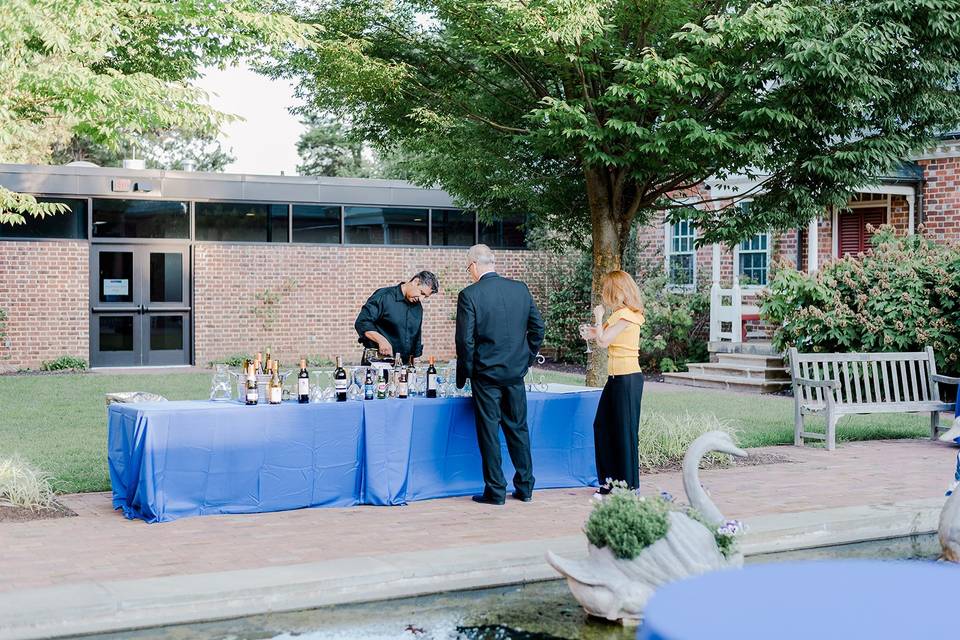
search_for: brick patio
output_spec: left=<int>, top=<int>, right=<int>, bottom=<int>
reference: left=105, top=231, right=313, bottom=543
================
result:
left=1, top=438, right=955, bottom=594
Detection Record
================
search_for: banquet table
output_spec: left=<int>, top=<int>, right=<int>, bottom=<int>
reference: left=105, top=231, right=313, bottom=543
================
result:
left=108, top=389, right=601, bottom=522
left=637, top=560, right=959, bottom=640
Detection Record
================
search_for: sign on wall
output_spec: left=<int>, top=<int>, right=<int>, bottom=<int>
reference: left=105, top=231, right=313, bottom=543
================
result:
left=103, top=279, right=129, bottom=296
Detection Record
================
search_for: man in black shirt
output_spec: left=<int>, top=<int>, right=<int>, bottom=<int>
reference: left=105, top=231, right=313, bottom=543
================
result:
left=354, top=271, right=439, bottom=364
left=455, top=244, right=544, bottom=505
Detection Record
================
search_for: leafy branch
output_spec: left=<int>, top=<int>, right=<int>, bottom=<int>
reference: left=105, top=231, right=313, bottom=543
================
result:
left=250, top=279, right=298, bottom=332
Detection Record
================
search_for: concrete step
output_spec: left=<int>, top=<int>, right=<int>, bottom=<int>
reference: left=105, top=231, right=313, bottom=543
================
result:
left=661, top=371, right=791, bottom=394
left=687, top=362, right=791, bottom=381
left=715, top=352, right=786, bottom=369
left=708, top=341, right=780, bottom=356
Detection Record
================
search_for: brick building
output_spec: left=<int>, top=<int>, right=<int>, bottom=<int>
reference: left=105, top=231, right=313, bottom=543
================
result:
left=0, top=163, right=563, bottom=370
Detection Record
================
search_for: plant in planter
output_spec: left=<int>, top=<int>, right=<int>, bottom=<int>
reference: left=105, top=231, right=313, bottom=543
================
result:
left=546, top=431, right=747, bottom=623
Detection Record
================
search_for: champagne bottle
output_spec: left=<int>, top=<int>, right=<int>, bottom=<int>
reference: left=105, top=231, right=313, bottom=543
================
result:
left=426, top=356, right=438, bottom=398
left=269, top=362, right=282, bottom=404
left=298, top=358, right=309, bottom=403
left=376, top=369, right=387, bottom=399
left=364, top=368, right=375, bottom=400
left=264, top=347, right=272, bottom=368
left=334, top=355, right=348, bottom=402
left=245, top=363, right=259, bottom=405
left=254, top=352, right=263, bottom=375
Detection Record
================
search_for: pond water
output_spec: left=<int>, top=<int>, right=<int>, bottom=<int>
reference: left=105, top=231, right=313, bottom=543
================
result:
left=76, top=534, right=940, bottom=640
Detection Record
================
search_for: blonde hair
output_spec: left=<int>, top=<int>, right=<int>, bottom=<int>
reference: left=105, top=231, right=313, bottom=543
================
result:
left=601, top=270, right=643, bottom=314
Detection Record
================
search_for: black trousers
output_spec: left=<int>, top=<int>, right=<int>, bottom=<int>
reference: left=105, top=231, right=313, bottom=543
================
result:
left=471, top=380, right=535, bottom=500
left=593, top=372, right=644, bottom=489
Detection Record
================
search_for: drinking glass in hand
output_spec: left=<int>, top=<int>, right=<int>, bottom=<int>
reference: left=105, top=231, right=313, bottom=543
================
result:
left=579, top=322, right=596, bottom=354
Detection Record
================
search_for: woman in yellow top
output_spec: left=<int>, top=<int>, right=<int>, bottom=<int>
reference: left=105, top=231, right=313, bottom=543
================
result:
left=580, top=270, right=645, bottom=492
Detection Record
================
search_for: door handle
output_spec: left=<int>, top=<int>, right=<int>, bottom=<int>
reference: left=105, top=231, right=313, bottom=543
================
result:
left=91, top=306, right=138, bottom=314
left=141, top=306, right=191, bottom=313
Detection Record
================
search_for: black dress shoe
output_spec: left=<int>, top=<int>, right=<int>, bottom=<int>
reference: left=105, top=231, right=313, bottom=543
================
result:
left=511, top=492, right=532, bottom=502
left=472, top=494, right=505, bottom=505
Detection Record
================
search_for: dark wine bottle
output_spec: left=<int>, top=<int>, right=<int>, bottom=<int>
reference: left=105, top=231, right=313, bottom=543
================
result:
left=334, top=355, right=348, bottom=402
left=426, top=356, right=438, bottom=398
left=298, top=358, right=310, bottom=403
left=364, top=368, right=375, bottom=400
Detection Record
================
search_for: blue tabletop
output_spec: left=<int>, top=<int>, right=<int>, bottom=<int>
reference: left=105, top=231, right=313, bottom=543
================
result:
left=639, top=560, right=960, bottom=640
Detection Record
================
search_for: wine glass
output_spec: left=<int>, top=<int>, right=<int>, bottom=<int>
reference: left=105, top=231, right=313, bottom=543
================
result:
left=579, top=321, right=596, bottom=354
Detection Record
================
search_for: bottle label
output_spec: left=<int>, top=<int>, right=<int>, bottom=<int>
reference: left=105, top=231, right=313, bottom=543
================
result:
left=246, top=389, right=258, bottom=403
left=298, top=378, right=309, bottom=396
left=335, top=379, right=348, bottom=392
left=270, top=386, right=282, bottom=403
left=427, top=373, right=437, bottom=390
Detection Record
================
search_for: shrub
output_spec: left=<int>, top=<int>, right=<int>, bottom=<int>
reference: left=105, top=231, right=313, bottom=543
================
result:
left=760, top=227, right=960, bottom=376
left=210, top=354, right=253, bottom=368
left=0, top=456, right=55, bottom=510
left=543, top=251, right=592, bottom=365
left=585, top=486, right=671, bottom=559
left=307, top=356, right=335, bottom=367
left=638, top=412, right=738, bottom=472
left=637, top=274, right=709, bottom=373
left=40, top=356, right=87, bottom=371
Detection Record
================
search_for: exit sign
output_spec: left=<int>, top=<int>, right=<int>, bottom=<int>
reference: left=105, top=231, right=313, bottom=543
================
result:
left=111, top=178, right=132, bottom=192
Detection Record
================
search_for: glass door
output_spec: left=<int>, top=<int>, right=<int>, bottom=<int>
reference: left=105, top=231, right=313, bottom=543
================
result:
left=89, top=244, right=191, bottom=367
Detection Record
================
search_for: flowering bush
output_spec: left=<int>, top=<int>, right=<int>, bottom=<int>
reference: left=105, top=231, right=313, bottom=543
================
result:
left=585, top=482, right=741, bottom=559
left=761, top=227, right=960, bottom=376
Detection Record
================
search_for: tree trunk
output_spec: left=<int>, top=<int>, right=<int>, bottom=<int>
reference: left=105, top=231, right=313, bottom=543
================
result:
left=584, top=169, right=624, bottom=388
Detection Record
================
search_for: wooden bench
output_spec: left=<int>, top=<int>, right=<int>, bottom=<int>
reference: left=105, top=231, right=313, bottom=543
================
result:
left=789, top=347, right=959, bottom=450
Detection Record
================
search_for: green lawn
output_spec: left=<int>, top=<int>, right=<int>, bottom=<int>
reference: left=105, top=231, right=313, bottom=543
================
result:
left=0, top=369, right=934, bottom=494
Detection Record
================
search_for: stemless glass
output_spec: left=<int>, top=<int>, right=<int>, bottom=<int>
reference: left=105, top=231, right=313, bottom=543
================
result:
left=209, top=364, right=233, bottom=401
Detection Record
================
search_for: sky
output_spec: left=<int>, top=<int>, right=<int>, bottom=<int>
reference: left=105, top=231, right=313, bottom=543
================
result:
left=196, top=65, right=306, bottom=176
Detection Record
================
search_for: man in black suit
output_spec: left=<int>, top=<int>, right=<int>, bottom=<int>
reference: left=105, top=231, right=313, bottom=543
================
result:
left=455, top=244, right=545, bottom=505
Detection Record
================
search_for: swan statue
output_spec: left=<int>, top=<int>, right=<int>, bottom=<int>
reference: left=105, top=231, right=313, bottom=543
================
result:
left=546, top=430, right=748, bottom=623
left=939, top=451, right=960, bottom=563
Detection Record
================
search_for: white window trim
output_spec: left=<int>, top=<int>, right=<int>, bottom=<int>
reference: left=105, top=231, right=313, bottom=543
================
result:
left=664, top=218, right=697, bottom=291
left=736, top=231, right=772, bottom=290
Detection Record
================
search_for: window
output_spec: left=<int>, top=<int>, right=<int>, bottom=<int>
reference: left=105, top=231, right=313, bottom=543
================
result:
left=92, top=199, right=189, bottom=239
left=343, top=206, right=428, bottom=245
left=292, top=205, right=341, bottom=244
left=195, top=202, right=288, bottom=242
left=738, top=233, right=769, bottom=286
left=479, top=214, right=526, bottom=248
left=431, top=209, right=475, bottom=246
left=838, top=207, right=885, bottom=257
left=0, top=197, right=88, bottom=239
left=668, top=219, right=696, bottom=286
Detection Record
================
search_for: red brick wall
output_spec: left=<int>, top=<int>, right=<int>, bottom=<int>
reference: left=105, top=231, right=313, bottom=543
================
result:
left=918, top=158, right=960, bottom=244
left=0, top=240, right=88, bottom=370
left=193, top=244, right=568, bottom=367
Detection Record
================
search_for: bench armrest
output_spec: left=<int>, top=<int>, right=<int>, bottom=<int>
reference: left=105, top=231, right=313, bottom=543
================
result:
left=794, top=377, right=838, bottom=389
left=932, top=374, right=960, bottom=386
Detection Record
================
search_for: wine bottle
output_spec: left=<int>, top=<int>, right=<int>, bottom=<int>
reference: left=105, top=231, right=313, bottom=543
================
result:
left=264, top=347, right=272, bottom=368
left=253, top=352, right=263, bottom=375
left=269, top=363, right=282, bottom=404
left=298, top=358, right=309, bottom=403
left=406, top=361, right=417, bottom=397
left=398, top=365, right=408, bottom=399
left=334, top=355, right=348, bottom=402
left=426, top=356, right=438, bottom=398
left=245, top=363, right=259, bottom=405
left=364, top=368, right=375, bottom=400
left=376, top=369, right=387, bottom=399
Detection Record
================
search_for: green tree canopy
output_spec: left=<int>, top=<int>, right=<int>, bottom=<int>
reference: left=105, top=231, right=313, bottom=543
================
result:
left=0, top=0, right=313, bottom=225
left=296, top=112, right=421, bottom=179
left=272, top=0, right=960, bottom=383
left=51, top=130, right=236, bottom=172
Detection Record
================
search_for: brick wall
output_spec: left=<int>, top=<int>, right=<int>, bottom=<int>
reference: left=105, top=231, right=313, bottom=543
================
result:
left=0, top=240, right=88, bottom=370
left=918, top=158, right=960, bottom=245
left=193, top=244, right=569, bottom=367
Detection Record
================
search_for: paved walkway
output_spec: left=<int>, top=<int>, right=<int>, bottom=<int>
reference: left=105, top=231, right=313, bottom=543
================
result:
left=1, top=438, right=955, bottom=594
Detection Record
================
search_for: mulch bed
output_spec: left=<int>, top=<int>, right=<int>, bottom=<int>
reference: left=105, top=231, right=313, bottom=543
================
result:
left=642, top=450, right=798, bottom=474
left=0, top=500, right=77, bottom=523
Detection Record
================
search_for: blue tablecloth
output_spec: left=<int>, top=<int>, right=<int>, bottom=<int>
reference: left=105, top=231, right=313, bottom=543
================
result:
left=108, top=391, right=600, bottom=522
left=638, top=560, right=960, bottom=640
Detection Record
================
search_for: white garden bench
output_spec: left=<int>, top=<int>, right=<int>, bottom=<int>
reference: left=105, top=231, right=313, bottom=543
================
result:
left=789, top=347, right=959, bottom=450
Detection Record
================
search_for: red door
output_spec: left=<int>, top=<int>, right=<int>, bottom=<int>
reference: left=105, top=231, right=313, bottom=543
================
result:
left=838, top=207, right=886, bottom=257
